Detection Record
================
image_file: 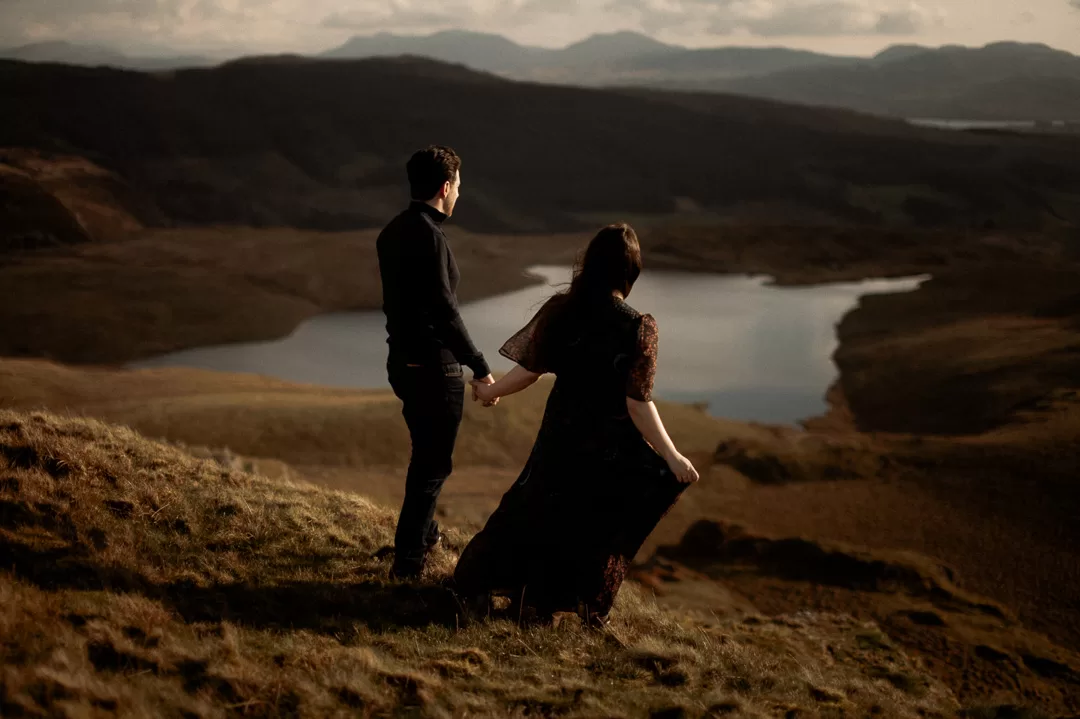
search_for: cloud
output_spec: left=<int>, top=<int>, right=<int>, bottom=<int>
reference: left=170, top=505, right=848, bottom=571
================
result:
left=320, top=0, right=579, bottom=31
left=518, top=0, right=581, bottom=16
left=0, top=0, right=597, bottom=49
left=2, top=0, right=260, bottom=30
left=0, top=0, right=273, bottom=50
left=1012, top=10, right=1035, bottom=25
left=320, top=1, right=478, bottom=31
left=873, top=9, right=925, bottom=33
left=609, top=0, right=944, bottom=38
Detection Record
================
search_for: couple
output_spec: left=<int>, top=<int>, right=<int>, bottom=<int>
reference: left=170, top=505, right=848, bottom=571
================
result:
left=377, top=145, right=699, bottom=621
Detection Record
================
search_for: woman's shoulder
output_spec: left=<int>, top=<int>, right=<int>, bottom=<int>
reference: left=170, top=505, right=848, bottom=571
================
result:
left=610, top=302, right=656, bottom=350
left=613, top=298, right=642, bottom=319
left=614, top=300, right=656, bottom=327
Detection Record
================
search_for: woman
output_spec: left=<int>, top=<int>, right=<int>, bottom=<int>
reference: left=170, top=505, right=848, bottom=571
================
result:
left=454, top=223, right=699, bottom=623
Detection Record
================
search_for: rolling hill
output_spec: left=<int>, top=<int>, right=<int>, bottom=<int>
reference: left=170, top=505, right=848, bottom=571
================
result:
left=559, top=30, right=678, bottom=61
left=3, top=54, right=1080, bottom=241
left=0, top=407, right=965, bottom=717
left=321, top=29, right=550, bottom=76
left=321, top=29, right=858, bottom=84
left=718, top=42, right=1080, bottom=121
left=602, top=45, right=859, bottom=83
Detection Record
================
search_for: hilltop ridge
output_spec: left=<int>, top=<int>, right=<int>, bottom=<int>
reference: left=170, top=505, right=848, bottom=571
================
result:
left=4, top=55, right=1080, bottom=242
left=0, top=409, right=960, bottom=717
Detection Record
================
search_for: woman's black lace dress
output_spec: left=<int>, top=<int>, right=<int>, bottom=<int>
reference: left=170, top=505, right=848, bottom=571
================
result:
left=453, top=295, right=688, bottom=619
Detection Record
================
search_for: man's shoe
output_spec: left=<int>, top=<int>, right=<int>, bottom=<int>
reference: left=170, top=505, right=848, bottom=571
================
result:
left=390, top=545, right=426, bottom=580
left=425, top=521, right=444, bottom=550
left=390, top=562, right=423, bottom=581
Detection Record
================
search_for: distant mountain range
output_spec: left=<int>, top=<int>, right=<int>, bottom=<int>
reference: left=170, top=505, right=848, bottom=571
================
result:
left=319, top=30, right=861, bottom=85
left=4, top=32, right=1080, bottom=120
left=0, top=41, right=217, bottom=71
left=320, top=32, right=1080, bottom=121
left=714, top=41, right=1080, bottom=122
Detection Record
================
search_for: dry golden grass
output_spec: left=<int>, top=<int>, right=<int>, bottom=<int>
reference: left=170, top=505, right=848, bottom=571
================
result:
left=0, top=148, right=147, bottom=246
left=828, top=265, right=1080, bottom=437
left=638, top=518, right=1080, bottom=718
left=4, top=355, right=1080, bottom=705
left=0, top=408, right=960, bottom=717
left=0, top=357, right=763, bottom=538
left=0, top=356, right=770, bottom=548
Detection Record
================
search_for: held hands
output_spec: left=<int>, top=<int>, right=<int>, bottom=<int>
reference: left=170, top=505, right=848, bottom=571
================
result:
left=665, top=451, right=700, bottom=484
left=470, top=374, right=499, bottom=408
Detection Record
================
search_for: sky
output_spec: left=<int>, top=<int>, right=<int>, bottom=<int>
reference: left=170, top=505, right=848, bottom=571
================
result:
left=2, top=0, right=1079, bottom=58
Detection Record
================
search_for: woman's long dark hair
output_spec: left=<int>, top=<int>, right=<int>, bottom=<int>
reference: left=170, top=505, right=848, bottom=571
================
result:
left=532, top=223, right=643, bottom=356
left=568, top=223, right=643, bottom=301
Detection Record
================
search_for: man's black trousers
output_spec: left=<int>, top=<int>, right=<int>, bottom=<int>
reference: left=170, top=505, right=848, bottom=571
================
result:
left=388, top=361, right=465, bottom=575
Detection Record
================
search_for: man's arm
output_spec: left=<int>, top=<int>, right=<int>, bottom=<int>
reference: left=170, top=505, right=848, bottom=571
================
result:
left=426, top=228, right=491, bottom=379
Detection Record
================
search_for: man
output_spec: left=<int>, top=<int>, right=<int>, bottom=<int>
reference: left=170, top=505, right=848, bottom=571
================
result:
left=377, top=145, right=497, bottom=579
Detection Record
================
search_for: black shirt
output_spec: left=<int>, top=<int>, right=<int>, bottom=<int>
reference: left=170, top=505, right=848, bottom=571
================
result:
left=377, top=201, right=490, bottom=378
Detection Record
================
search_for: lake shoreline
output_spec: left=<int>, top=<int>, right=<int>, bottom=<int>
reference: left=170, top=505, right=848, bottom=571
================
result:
left=127, top=267, right=927, bottom=426
left=3, top=222, right=1074, bottom=368
left=3, top=221, right=1078, bottom=439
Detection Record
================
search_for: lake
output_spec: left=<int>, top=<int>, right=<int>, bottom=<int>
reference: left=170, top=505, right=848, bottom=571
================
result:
left=129, top=267, right=926, bottom=424
left=907, top=118, right=1077, bottom=133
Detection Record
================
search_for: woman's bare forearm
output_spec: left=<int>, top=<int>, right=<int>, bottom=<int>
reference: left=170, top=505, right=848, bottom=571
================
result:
left=488, top=365, right=542, bottom=399
left=626, top=398, right=679, bottom=460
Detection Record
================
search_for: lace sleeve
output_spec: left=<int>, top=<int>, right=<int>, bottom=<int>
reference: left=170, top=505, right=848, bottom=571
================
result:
left=499, top=309, right=549, bottom=374
left=627, top=314, right=658, bottom=402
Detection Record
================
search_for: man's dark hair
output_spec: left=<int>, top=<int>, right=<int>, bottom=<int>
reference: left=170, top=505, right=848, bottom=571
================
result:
left=407, top=145, right=461, bottom=201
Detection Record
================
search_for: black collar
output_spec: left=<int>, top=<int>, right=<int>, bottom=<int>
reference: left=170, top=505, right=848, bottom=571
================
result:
left=410, top=200, right=447, bottom=224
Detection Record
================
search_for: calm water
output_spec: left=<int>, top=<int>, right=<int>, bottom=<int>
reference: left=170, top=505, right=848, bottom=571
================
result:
left=907, top=118, right=1076, bottom=132
left=129, top=267, right=926, bottom=424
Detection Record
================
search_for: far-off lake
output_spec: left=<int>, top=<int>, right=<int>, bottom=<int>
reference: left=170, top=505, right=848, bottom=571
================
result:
left=129, top=267, right=926, bottom=424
